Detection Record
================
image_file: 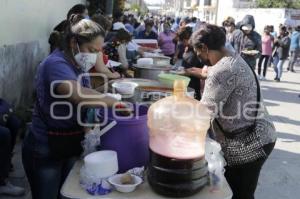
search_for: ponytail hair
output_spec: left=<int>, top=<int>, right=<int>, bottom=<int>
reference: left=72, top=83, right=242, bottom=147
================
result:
left=62, top=14, right=106, bottom=51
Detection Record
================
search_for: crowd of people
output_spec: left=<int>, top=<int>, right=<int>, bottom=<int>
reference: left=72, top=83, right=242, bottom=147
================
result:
left=1, top=3, right=300, bottom=199
left=48, top=5, right=300, bottom=85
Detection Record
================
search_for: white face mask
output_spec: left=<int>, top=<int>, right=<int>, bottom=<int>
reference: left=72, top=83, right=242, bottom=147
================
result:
left=74, top=44, right=97, bottom=72
left=225, top=26, right=232, bottom=33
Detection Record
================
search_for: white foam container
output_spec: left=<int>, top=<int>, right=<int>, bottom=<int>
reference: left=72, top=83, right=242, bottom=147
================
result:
left=112, top=82, right=138, bottom=95
left=84, top=150, right=118, bottom=179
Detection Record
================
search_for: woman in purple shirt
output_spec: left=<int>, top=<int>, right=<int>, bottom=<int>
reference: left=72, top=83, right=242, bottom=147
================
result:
left=158, top=22, right=176, bottom=63
left=22, top=18, right=123, bottom=199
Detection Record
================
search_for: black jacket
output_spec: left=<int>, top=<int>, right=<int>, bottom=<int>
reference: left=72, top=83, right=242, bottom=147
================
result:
left=275, top=35, right=291, bottom=60
left=231, top=15, right=261, bottom=68
left=182, top=49, right=204, bottom=100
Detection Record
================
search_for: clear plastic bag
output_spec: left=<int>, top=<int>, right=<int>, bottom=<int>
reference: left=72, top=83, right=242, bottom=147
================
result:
left=205, top=138, right=226, bottom=192
left=81, top=121, right=117, bottom=157
left=80, top=166, right=112, bottom=195
left=81, top=128, right=101, bottom=157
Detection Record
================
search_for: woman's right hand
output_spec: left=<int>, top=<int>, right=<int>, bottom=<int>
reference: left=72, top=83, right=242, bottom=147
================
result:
left=111, top=72, right=121, bottom=79
left=185, top=67, right=207, bottom=79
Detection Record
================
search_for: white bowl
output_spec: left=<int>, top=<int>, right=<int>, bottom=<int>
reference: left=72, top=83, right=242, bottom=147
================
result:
left=83, top=150, right=118, bottom=179
left=112, top=82, right=138, bottom=95
left=108, top=174, right=143, bottom=193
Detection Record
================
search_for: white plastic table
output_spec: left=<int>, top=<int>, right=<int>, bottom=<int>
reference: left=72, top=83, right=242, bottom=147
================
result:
left=61, top=161, right=232, bottom=199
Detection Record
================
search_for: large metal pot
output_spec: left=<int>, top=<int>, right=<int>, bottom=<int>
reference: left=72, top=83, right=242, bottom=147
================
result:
left=143, top=54, right=171, bottom=66
left=133, top=65, right=172, bottom=81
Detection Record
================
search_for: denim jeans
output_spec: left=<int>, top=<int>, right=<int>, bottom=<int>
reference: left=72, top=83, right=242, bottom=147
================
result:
left=0, top=126, right=11, bottom=181
left=272, top=54, right=279, bottom=70
left=288, top=49, right=300, bottom=71
left=273, top=54, right=286, bottom=79
left=22, top=130, right=77, bottom=199
left=0, top=115, right=21, bottom=181
left=274, top=59, right=286, bottom=79
left=6, top=115, right=21, bottom=151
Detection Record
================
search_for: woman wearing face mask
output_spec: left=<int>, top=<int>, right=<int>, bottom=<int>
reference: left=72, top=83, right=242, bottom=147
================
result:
left=158, top=22, right=176, bottom=64
left=189, top=24, right=276, bottom=199
left=22, top=18, right=125, bottom=199
left=222, top=16, right=236, bottom=42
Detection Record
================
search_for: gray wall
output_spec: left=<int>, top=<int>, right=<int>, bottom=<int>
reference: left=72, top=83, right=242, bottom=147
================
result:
left=0, top=0, right=85, bottom=107
left=0, top=41, right=43, bottom=106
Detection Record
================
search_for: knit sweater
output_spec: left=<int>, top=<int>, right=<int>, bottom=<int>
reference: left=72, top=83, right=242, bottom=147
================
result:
left=201, top=55, right=276, bottom=146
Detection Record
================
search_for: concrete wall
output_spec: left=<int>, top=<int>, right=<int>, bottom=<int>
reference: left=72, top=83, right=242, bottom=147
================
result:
left=0, top=0, right=85, bottom=107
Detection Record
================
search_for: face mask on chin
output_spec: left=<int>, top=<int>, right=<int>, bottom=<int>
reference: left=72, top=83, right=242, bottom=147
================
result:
left=73, top=44, right=97, bottom=72
left=225, top=27, right=230, bottom=32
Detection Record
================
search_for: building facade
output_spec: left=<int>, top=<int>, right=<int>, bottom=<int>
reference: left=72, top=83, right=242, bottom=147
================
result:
left=196, top=0, right=256, bottom=24
left=173, top=0, right=255, bottom=22
left=126, top=0, right=148, bottom=13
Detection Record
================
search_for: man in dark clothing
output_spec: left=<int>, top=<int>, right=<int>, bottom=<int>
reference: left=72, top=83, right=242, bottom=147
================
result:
left=231, top=15, right=262, bottom=70
left=273, top=26, right=291, bottom=81
left=136, top=20, right=158, bottom=40
left=182, top=47, right=204, bottom=100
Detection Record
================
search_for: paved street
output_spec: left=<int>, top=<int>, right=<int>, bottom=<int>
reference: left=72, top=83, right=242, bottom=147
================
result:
left=256, top=62, right=300, bottom=199
left=1, top=63, right=300, bottom=199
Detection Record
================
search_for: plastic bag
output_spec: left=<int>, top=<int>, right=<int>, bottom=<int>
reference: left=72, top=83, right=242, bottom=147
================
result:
left=205, top=138, right=226, bottom=192
left=126, top=167, right=145, bottom=181
left=81, top=121, right=117, bottom=157
left=80, top=166, right=112, bottom=195
left=82, top=127, right=102, bottom=157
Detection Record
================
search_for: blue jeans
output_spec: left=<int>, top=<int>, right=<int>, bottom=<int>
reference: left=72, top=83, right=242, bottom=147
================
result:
left=0, top=115, right=21, bottom=181
left=0, top=126, right=11, bottom=181
left=273, top=55, right=286, bottom=79
left=288, top=49, right=300, bottom=71
left=22, top=130, right=77, bottom=199
left=6, top=115, right=21, bottom=151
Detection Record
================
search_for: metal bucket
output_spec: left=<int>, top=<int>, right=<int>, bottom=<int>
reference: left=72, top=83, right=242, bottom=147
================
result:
left=133, top=65, right=172, bottom=81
